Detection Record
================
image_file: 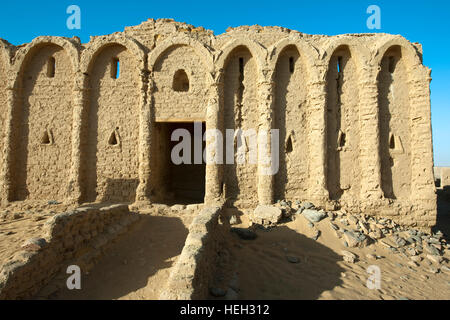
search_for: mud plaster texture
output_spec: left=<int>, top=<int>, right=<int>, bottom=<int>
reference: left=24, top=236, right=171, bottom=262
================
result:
left=0, top=18, right=436, bottom=228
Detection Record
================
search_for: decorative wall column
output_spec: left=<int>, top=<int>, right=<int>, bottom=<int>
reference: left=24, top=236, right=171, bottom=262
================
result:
left=307, top=63, right=329, bottom=204
left=204, top=80, right=224, bottom=204
left=408, top=65, right=435, bottom=202
left=0, top=77, right=20, bottom=204
left=67, top=73, right=86, bottom=204
left=359, top=65, right=383, bottom=201
left=136, top=70, right=152, bottom=203
left=257, top=79, right=275, bottom=205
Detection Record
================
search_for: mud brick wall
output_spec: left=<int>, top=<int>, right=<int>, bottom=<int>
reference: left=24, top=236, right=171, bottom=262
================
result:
left=0, top=18, right=437, bottom=228
left=159, top=205, right=226, bottom=300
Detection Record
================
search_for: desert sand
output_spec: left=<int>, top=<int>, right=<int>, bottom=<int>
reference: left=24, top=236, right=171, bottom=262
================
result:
left=1, top=199, right=449, bottom=300
left=226, top=210, right=449, bottom=300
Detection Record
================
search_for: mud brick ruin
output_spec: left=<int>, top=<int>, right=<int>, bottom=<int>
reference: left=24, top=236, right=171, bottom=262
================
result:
left=0, top=18, right=436, bottom=227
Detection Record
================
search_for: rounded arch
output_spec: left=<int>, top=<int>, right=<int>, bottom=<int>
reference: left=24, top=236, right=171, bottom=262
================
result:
left=12, top=36, right=80, bottom=83
left=267, top=37, right=319, bottom=81
left=10, top=37, right=79, bottom=202
left=376, top=38, right=416, bottom=201
left=148, top=34, right=214, bottom=83
left=321, top=38, right=371, bottom=74
left=215, top=38, right=267, bottom=80
left=81, top=35, right=146, bottom=74
left=373, top=37, right=422, bottom=71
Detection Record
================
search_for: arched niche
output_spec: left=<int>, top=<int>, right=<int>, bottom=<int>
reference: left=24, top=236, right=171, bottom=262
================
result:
left=325, top=45, right=361, bottom=201
left=377, top=45, right=411, bottom=200
left=82, top=43, right=141, bottom=203
left=12, top=43, right=74, bottom=201
left=223, top=45, right=259, bottom=207
left=152, top=45, right=209, bottom=120
left=273, top=45, right=309, bottom=201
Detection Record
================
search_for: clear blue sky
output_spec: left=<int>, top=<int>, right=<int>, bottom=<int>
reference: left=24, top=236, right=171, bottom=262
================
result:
left=0, top=0, right=448, bottom=166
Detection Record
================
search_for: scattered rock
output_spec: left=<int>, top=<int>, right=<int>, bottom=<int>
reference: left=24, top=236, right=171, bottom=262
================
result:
left=380, top=240, right=393, bottom=248
left=312, top=230, right=321, bottom=241
left=251, top=205, right=283, bottom=226
left=302, top=209, right=327, bottom=223
left=348, top=216, right=359, bottom=225
left=425, top=244, right=440, bottom=256
left=329, top=222, right=339, bottom=231
left=327, top=212, right=335, bottom=221
left=359, top=221, right=369, bottom=234
left=13, top=213, right=23, bottom=220
left=341, top=250, right=357, bottom=263
left=343, top=230, right=369, bottom=248
left=395, top=237, right=407, bottom=248
left=369, top=229, right=383, bottom=240
left=410, top=256, right=422, bottom=263
left=21, top=238, right=47, bottom=252
left=286, top=256, right=300, bottom=264
left=427, top=267, right=439, bottom=274
left=301, top=202, right=314, bottom=210
left=366, top=254, right=377, bottom=260
left=407, top=248, right=418, bottom=256
left=426, top=254, right=443, bottom=264
left=231, top=228, right=257, bottom=240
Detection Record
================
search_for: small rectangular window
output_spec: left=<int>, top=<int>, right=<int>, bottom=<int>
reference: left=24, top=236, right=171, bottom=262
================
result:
left=289, top=57, right=295, bottom=74
left=337, top=56, right=343, bottom=74
left=388, top=56, right=396, bottom=73
left=111, top=57, right=120, bottom=79
left=239, top=57, right=244, bottom=77
left=47, top=57, right=55, bottom=78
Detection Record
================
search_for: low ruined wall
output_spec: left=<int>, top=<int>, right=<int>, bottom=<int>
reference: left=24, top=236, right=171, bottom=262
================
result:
left=0, top=204, right=139, bottom=300
left=159, top=205, right=227, bottom=300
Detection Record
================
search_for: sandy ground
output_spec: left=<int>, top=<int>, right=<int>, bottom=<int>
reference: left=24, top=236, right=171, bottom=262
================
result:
left=1, top=197, right=449, bottom=300
left=226, top=209, right=450, bottom=300
left=48, top=211, right=193, bottom=300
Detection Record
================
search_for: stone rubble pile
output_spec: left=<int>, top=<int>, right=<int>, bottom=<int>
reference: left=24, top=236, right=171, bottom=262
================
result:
left=247, top=200, right=449, bottom=271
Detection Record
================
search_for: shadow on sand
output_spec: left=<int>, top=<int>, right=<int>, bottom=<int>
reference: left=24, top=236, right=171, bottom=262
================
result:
left=51, top=215, right=189, bottom=300
left=229, top=224, right=345, bottom=300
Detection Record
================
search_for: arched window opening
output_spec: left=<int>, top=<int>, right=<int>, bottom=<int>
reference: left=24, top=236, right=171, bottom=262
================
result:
left=47, top=57, right=56, bottom=78
left=338, top=131, right=346, bottom=148
left=111, top=57, right=120, bottom=79
left=239, top=57, right=245, bottom=78
left=289, top=57, right=295, bottom=74
left=173, top=69, right=190, bottom=92
left=337, top=56, right=343, bottom=74
left=388, top=56, right=396, bottom=74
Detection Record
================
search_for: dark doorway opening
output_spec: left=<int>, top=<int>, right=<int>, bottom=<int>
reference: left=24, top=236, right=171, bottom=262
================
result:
left=154, top=122, right=206, bottom=204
